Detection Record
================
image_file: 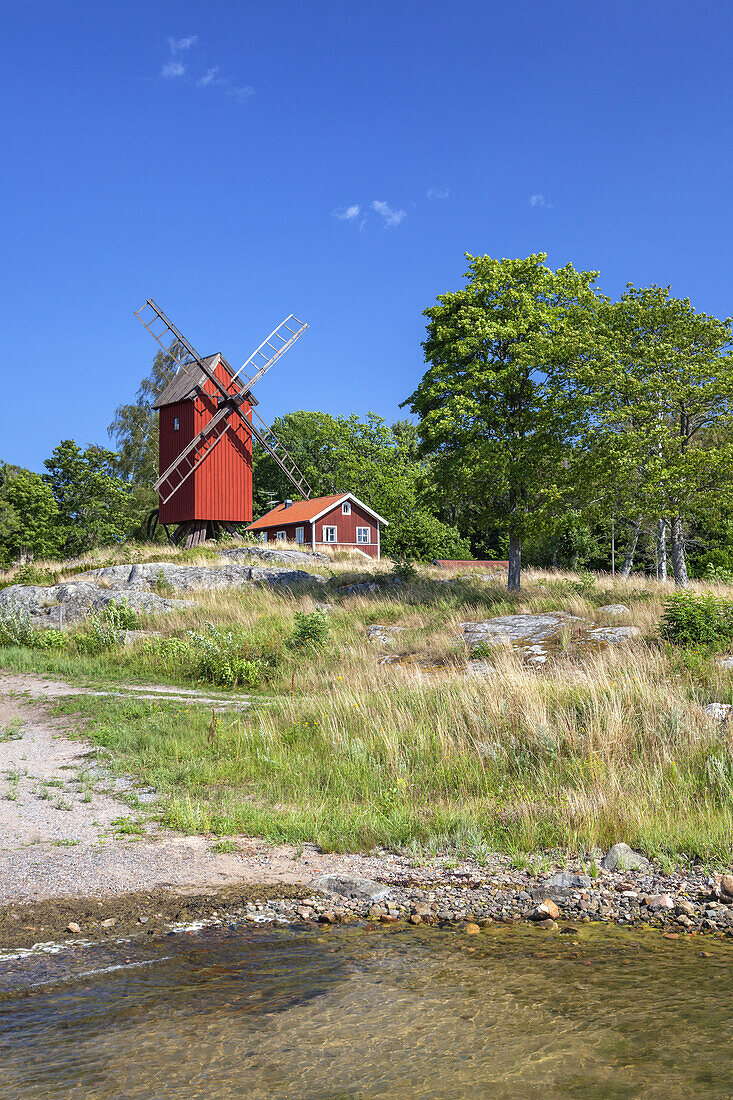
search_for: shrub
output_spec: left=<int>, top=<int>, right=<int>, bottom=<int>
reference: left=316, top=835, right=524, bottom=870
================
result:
left=74, top=613, right=124, bottom=654
left=289, top=610, right=330, bottom=649
left=15, top=564, right=56, bottom=586
left=101, top=598, right=139, bottom=631
left=188, top=624, right=263, bottom=688
left=382, top=511, right=471, bottom=564
left=0, top=607, right=69, bottom=649
left=660, top=591, right=733, bottom=648
left=701, top=562, right=733, bottom=585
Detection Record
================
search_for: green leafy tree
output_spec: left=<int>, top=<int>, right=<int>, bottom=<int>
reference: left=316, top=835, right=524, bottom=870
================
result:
left=403, top=253, right=604, bottom=590
left=381, top=511, right=471, bottom=562
left=44, top=441, right=133, bottom=555
left=108, top=345, right=179, bottom=536
left=0, top=466, right=61, bottom=565
left=580, top=286, right=733, bottom=586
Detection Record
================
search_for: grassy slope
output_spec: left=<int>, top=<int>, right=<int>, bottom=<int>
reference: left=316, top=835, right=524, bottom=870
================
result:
left=4, top=544, right=733, bottom=863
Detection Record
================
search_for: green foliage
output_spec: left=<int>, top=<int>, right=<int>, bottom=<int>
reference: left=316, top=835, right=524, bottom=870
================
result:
left=0, top=468, right=62, bottom=565
left=153, top=569, right=174, bottom=596
left=141, top=624, right=265, bottom=688
left=45, top=441, right=134, bottom=556
left=403, top=253, right=605, bottom=591
left=660, top=591, right=733, bottom=647
left=701, top=562, right=733, bottom=585
left=14, top=563, right=55, bottom=586
left=74, top=613, right=124, bottom=655
left=101, top=598, right=139, bottom=631
left=289, top=610, right=330, bottom=649
left=0, top=607, right=68, bottom=650
left=381, top=510, right=470, bottom=563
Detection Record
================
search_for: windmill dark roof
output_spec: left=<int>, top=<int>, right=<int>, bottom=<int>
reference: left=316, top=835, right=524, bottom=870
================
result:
left=153, top=354, right=258, bottom=409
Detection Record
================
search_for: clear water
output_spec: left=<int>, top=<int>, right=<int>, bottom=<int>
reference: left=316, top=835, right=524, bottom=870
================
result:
left=1, top=921, right=732, bottom=1098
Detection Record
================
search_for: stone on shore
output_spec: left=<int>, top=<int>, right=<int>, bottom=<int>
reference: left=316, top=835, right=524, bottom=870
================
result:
left=309, top=873, right=390, bottom=902
left=530, top=899, right=560, bottom=921
left=546, top=872, right=592, bottom=890
left=601, top=843, right=651, bottom=873
left=704, top=703, right=733, bottom=722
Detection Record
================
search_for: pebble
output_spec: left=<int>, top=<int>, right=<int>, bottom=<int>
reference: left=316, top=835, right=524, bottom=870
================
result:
left=66, top=922, right=81, bottom=934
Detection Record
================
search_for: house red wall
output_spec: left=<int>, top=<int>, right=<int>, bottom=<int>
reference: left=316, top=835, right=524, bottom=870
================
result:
left=259, top=500, right=381, bottom=558
left=158, top=359, right=253, bottom=525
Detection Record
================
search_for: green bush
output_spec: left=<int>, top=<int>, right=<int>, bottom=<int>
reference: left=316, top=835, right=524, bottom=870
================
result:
left=381, top=511, right=471, bottom=564
left=74, top=613, right=124, bottom=654
left=0, top=607, right=68, bottom=649
left=189, top=624, right=263, bottom=688
left=15, top=564, right=56, bottom=586
left=101, top=598, right=139, bottom=631
left=661, top=591, right=733, bottom=648
left=289, top=610, right=330, bottom=649
left=701, top=562, right=733, bottom=585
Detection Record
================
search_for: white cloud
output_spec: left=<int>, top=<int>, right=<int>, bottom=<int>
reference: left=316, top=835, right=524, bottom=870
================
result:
left=426, top=187, right=450, bottom=200
left=228, top=85, right=255, bottom=102
left=334, top=204, right=361, bottom=221
left=197, top=67, right=219, bottom=87
left=371, top=200, right=406, bottom=227
left=159, top=38, right=253, bottom=103
left=161, top=60, right=185, bottom=78
left=169, top=35, right=198, bottom=52
left=529, top=193, right=550, bottom=208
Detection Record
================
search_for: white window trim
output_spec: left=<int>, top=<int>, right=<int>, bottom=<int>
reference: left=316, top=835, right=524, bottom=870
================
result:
left=276, top=530, right=287, bottom=541
left=295, top=526, right=304, bottom=543
left=322, top=525, right=338, bottom=543
left=356, top=527, right=370, bottom=544
left=342, top=501, right=351, bottom=514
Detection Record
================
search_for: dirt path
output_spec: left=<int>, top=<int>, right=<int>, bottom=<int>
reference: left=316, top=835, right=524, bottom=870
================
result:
left=0, top=672, right=256, bottom=710
left=0, top=677, right=404, bottom=906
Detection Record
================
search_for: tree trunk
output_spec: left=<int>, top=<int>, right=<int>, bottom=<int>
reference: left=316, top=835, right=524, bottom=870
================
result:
left=619, top=517, right=642, bottom=578
left=552, top=546, right=558, bottom=569
left=670, top=515, right=689, bottom=587
left=657, top=518, right=668, bottom=582
left=508, top=534, right=521, bottom=592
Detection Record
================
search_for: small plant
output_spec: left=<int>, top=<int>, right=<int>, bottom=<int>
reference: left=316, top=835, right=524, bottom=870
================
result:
left=289, top=610, right=330, bottom=649
left=101, top=598, right=139, bottom=631
left=15, top=563, right=55, bottom=586
left=54, top=797, right=73, bottom=811
left=112, top=815, right=145, bottom=836
left=74, top=611, right=124, bottom=654
left=0, top=717, right=24, bottom=743
left=392, top=558, right=417, bottom=582
left=212, top=839, right=241, bottom=853
left=153, top=569, right=174, bottom=596
left=661, top=590, right=733, bottom=648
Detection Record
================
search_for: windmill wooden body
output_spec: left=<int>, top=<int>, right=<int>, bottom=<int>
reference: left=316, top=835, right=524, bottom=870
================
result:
left=135, top=299, right=311, bottom=548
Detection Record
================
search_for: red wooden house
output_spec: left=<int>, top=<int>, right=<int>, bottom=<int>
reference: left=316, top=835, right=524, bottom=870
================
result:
left=154, top=354, right=255, bottom=532
left=245, top=493, right=388, bottom=559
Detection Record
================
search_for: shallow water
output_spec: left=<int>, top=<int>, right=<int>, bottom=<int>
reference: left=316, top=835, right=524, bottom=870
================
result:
left=1, top=921, right=732, bottom=1098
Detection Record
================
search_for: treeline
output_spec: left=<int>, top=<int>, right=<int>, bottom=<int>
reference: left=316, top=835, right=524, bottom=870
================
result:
left=2, top=253, right=732, bottom=587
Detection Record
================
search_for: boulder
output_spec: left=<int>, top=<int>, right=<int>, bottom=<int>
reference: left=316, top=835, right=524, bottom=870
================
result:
left=530, top=899, right=560, bottom=921
left=461, top=613, right=586, bottom=646
left=221, top=546, right=328, bottom=564
left=718, top=656, right=733, bottom=670
left=704, top=703, right=733, bottom=722
left=546, top=872, right=592, bottom=890
left=337, top=582, right=381, bottom=596
left=588, top=626, right=640, bottom=643
left=308, top=873, right=390, bottom=902
left=597, top=605, right=632, bottom=616
left=601, top=843, right=651, bottom=873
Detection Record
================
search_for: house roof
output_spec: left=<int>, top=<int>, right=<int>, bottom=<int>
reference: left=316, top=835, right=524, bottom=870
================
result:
left=153, top=354, right=258, bottom=409
left=246, top=492, right=388, bottom=531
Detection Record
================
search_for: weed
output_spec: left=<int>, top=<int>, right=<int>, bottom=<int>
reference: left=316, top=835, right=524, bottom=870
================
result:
left=112, top=816, right=145, bottom=835
left=212, top=839, right=241, bottom=853
left=54, top=797, right=73, bottom=811
left=661, top=590, right=733, bottom=648
left=289, top=610, right=330, bottom=649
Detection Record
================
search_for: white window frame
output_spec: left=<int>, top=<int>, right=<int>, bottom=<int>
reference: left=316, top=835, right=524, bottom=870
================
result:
left=295, top=526, right=304, bottom=544
left=173, top=417, right=180, bottom=431
left=322, top=525, right=338, bottom=543
left=342, top=501, right=351, bottom=515
left=259, top=532, right=267, bottom=543
left=276, top=530, right=287, bottom=541
left=356, top=527, right=370, bottom=544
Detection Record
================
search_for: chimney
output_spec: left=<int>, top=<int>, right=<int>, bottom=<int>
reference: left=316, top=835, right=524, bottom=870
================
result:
left=284, top=499, right=292, bottom=509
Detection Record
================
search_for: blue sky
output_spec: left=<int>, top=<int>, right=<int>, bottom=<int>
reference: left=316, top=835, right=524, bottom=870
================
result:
left=3, top=0, right=733, bottom=472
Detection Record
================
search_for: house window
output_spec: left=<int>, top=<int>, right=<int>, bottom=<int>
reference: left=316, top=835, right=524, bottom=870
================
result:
left=295, top=526, right=304, bottom=544
left=356, top=527, right=370, bottom=544
left=173, top=417, right=180, bottom=431
left=276, top=530, right=287, bottom=541
left=342, top=501, right=351, bottom=515
left=322, top=525, right=337, bottom=543
left=259, top=532, right=267, bottom=543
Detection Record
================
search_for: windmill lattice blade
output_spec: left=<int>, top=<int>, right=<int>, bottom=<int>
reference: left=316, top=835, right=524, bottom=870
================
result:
left=238, top=407, right=312, bottom=500
left=135, top=299, right=232, bottom=405
left=230, top=315, right=308, bottom=393
left=154, top=407, right=232, bottom=505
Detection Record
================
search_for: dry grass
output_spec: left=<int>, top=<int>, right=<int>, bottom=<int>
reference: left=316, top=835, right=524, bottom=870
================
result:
left=6, top=549, right=733, bottom=862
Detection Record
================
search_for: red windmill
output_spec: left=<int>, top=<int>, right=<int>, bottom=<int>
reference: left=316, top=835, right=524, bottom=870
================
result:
left=135, top=299, right=311, bottom=548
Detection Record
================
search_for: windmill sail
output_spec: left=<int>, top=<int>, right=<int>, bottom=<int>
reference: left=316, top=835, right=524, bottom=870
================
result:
left=136, top=299, right=312, bottom=504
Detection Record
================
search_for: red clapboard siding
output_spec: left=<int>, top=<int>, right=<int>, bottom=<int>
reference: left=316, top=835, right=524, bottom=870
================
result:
left=158, top=359, right=253, bottom=525
left=258, top=499, right=381, bottom=559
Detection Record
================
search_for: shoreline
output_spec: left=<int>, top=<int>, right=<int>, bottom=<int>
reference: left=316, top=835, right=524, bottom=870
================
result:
left=2, top=852, right=733, bottom=953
